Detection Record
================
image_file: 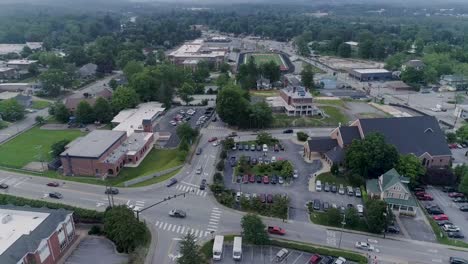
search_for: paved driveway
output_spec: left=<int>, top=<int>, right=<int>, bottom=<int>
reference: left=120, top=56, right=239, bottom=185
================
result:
left=65, top=237, right=128, bottom=264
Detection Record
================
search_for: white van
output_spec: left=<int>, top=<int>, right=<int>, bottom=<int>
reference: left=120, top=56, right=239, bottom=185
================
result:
left=232, top=236, right=242, bottom=260
left=275, top=248, right=289, bottom=262
left=262, top=144, right=268, bottom=152
left=356, top=204, right=364, bottom=216
left=333, top=257, right=347, bottom=264
left=316, top=180, right=322, bottom=192
left=213, top=235, right=224, bottom=260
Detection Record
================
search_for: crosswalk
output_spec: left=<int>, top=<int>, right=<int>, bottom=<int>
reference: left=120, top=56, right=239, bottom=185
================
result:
left=154, top=221, right=212, bottom=238
left=207, top=207, right=222, bottom=232
left=0, top=176, right=29, bottom=187
left=126, top=200, right=146, bottom=211
left=175, top=184, right=207, bottom=197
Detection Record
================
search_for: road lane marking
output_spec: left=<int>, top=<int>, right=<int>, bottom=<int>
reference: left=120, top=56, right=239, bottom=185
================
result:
left=166, top=224, right=173, bottom=231
left=207, top=227, right=217, bottom=232
left=209, top=221, right=218, bottom=225
left=432, top=259, right=442, bottom=263
left=291, top=253, right=303, bottom=264
left=211, top=212, right=221, bottom=216
left=163, top=223, right=168, bottom=230
left=171, top=225, right=177, bottom=232
left=203, top=192, right=207, bottom=197
left=176, top=226, right=181, bottom=233
left=194, top=230, right=199, bottom=236
left=155, top=221, right=159, bottom=226
left=210, top=215, right=220, bottom=219
left=180, top=226, right=185, bottom=234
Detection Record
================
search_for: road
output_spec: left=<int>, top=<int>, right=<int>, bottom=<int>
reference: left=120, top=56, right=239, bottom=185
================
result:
left=1, top=122, right=468, bottom=264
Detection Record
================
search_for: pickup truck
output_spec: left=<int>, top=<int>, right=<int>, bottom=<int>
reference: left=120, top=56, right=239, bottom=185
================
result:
left=267, top=226, right=286, bottom=235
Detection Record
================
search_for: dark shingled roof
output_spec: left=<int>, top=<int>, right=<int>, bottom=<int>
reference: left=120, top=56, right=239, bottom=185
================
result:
left=358, top=116, right=451, bottom=156
left=0, top=205, right=73, bottom=264
left=338, top=126, right=361, bottom=145
left=307, top=138, right=338, bottom=153
left=324, top=146, right=345, bottom=163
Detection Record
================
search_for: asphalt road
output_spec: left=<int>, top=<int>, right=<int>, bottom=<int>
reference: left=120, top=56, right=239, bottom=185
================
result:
left=2, top=123, right=468, bottom=264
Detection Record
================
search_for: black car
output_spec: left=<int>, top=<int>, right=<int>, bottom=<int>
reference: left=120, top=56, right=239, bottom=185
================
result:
left=453, top=197, right=468, bottom=203
left=318, top=256, right=334, bottom=264
left=251, top=158, right=258, bottom=165
left=271, top=175, right=277, bottom=184
left=448, top=231, right=465, bottom=239
left=428, top=208, right=444, bottom=215
left=166, top=178, right=178, bottom=187
left=450, top=257, right=468, bottom=264
left=386, top=225, right=400, bottom=233
left=443, top=186, right=457, bottom=193
left=347, top=203, right=354, bottom=208
left=196, top=148, right=202, bottom=155
left=323, top=202, right=330, bottom=211
left=200, top=179, right=207, bottom=190
left=256, top=145, right=262, bottom=151
left=313, top=199, right=321, bottom=210
left=49, top=192, right=63, bottom=199
left=460, top=205, right=468, bottom=212
left=105, top=187, right=119, bottom=195
left=256, top=175, right=262, bottom=183
left=283, top=129, right=293, bottom=134
left=238, top=144, right=244, bottom=150
left=331, top=185, right=337, bottom=193
left=279, top=144, right=285, bottom=151
left=212, top=117, right=217, bottom=122
left=230, top=156, right=237, bottom=167
left=236, top=176, right=242, bottom=183
left=0, top=183, right=8, bottom=189
left=244, top=144, right=249, bottom=151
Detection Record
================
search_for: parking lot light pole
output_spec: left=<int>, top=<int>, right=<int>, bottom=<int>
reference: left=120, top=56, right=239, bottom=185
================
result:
left=338, top=214, right=346, bottom=248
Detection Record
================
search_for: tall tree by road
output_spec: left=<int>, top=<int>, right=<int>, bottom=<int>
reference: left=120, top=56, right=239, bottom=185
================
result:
left=216, top=84, right=250, bottom=127
left=111, top=86, right=139, bottom=112
left=176, top=232, right=205, bottom=264
left=178, top=83, right=195, bottom=105
left=241, top=214, right=269, bottom=245
left=301, top=64, right=315, bottom=90
left=260, top=61, right=280, bottom=83
left=93, top=97, right=113, bottom=123
left=0, top=99, right=24, bottom=122
left=49, top=102, right=70, bottom=123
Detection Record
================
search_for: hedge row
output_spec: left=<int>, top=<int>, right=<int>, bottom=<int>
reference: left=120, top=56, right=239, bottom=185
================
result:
left=269, top=239, right=367, bottom=264
left=0, top=194, right=104, bottom=223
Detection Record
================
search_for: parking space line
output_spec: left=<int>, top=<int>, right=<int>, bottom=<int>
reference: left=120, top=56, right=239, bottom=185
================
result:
left=211, top=215, right=220, bottom=219
left=291, top=253, right=303, bottom=264
left=209, top=221, right=218, bottom=225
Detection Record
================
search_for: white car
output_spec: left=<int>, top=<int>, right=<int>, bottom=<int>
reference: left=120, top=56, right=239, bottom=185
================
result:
left=271, top=156, right=276, bottom=162
left=293, top=170, right=298, bottom=178
left=212, top=141, right=219, bottom=146
left=355, top=242, right=374, bottom=251
left=443, top=224, right=460, bottom=232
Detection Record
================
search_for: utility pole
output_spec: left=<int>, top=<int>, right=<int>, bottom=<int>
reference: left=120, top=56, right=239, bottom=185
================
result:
left=338, top=214, right=346, bottom=248
left=136, top=188, right=195, bottom=220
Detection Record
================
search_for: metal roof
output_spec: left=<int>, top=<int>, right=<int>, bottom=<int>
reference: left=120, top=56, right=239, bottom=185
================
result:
left=60, top=130, right=126, bottom=158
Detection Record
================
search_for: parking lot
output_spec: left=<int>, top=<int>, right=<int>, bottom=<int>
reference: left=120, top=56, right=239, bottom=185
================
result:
left=217, top=243, right=319, bottom=264
left=223, top=139, right=362, bottom=221
left=155, top=106, right=215, bottom=148
left=65, top=237, right=128, bottom=264
left=424, top=186, right=468, bottom=242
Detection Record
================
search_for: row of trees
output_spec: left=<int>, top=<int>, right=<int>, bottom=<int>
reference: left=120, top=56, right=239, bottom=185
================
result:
left=237, top=57, right=281, bottom=90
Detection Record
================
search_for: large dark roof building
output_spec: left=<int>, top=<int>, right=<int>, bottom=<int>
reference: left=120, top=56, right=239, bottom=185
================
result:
left=0, top=205, right=75, bottom=264
left=304, top=116, right=451, bottom=168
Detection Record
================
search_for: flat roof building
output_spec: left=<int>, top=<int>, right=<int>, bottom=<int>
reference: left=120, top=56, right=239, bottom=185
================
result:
left=267, top=86, right=320, bottom=116
left=349, top=68, right=392, bottom=81
left=6, top=60, right=38, bottom=71
left=0, top=205, right=75, bottom=264
left=168, top=39, right=227, bottom=69
left=112, top=102, right=165, bottom=136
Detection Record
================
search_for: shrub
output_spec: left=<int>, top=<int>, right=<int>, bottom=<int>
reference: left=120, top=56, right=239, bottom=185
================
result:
left=216, top=160, right=225, bottom=171
left=220, top=150, right=227, bottom=159
left=214, top=172, right=224, bottom=183
left=88, top=225, right=102, bottom=235
left=296, top=131, right=309, bottom=141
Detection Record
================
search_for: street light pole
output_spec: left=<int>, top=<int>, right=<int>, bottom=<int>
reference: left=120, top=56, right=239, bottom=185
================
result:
left=338, top=214, right=346, bottom=248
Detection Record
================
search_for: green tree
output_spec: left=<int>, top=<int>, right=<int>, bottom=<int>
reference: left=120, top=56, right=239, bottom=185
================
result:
left=256, top=132, right=275, bottom=145
left=345, top=208, right=360, bottom=228
left=345, top=133, right=399, bottom=178
left=103, top=205, right=150, bottom=253
left=219, top=62, right=230, bottom=73
left=260, top=61, right=281, bottom=83
left=365, top=199, right=390, bottom=233
left=271, top=194, right=289, bottom=221
left=331, top=164, right=339, bottom=176
left=0, top=99, right=24, bottom=122
left=241, top=214, right=269, bottom=245
left=109, top=79, right=118, bottom=90
left=35, top=116, right=45, bottom=124
left=75, top=101, right=95, bottom=124
left=176, top=232, right=205, bottom=264
left=423, top=66, right=438, bottom=84
left=280, top=161, right=294, bottom=179
left=358, top=40, right=374, bottom=59
left=39, top=69, right=66, bottom=96
left=50, top=102, right=70, bottom=123
left=193, top=61, right=210, bottom=83
left=456, top=124, right=468, bottom=142
left=21, top=46, right=32, bottom=58
left=28, top=63, right=39, bottom=75
left=401, top=67, right=424, bottom=84
left=179, top=83, right=195, bottom=105
left=301, top=64, right=314, bottom=90
left=326, top=208, right=342, bottom=226
left=93, top=97, right=113, bottom=123
left=111, top=86, right=139, bottom=112
left=249, top=102, right=273, bottom=128
left=215, top=73, right=230, bottom=88
left=396, top=154, right=426, bottom=186
left=296, top=131, right=309, bottom=141
left=50, top=139, right=71, bottom=157
left=239, top=196, right=251, bottom=210
left=176, top=123, right=198, bottom=143
left=123, top=60, right=144, bottom=81
left=337, top=43, right=352, bottom=58
left=459, top=169, right=468, bottom=195
left=216, top=84, right=250, bottom=127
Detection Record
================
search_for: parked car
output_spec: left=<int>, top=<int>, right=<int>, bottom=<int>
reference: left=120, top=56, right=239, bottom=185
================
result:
left=355, top=241, right=375, bottom=251
left=279, top=144, right=285, bottom=151
left=244, top=144, right=249, bottom=151
left=196, top=148, right=202, bottom=155
left=323, top=202, right=330, bottom=211
left=437, top=220, right=453, bottom=227
left=313, top=199, right=321, bottom=210
left=249, top=175, right=255, bottom=183
left=236, top=175, right=242, bottom=183
left=251, top=158, right=258, bottom=165
left=453, top=197, right=468, bottom=203
left=283, top=129, right=293, bottom=134
left=47, top=182, right=60, bottom=187
left=243, top=175, right=249, bottom=184
left=449, top=192, right=465, bottom=198
left=105, top=187, right=119, bottom=195
left=293, top=170, right=298, bottom=179
left=169, top=209, right=186, bottom=218
left=200, top=179, right=207, bottom=190
left=309, top=254, right=322, bottom=264
left=355, top=188, right=362, bottom=197
left=317, top=256, right=333, bottom=264
left=263, top=176, right=270, bottom=184
left=256, top=175, right=262, bottom=183
left=250, top=144, right=256, bottom=151
left=238, top=144, right=244, bottom=151
left=428, top=207, right=444, bottom=215
left=324, top=182, right=330, bottom=192
left=166, top=178, right=178, bottom=187
left=256, top=145, right=262, bottom=151
left=49, top=192, right=63, bottom=199
left=271, top=175, right=277, bottom=184
left=208, top=137, right=218, bottom=142
left=460, top=205, right=468, bottom=212
left=0, top=183, right=7, bottom=189
left=331, top=184, right=337, bottom=193
left=443, top=224, right=460, bottom=232
left=338, top=184, right=345, bottom=195
left=443, top=186, right=456, bottom=193
left=278, top=176, right=284, bottom=184
left=450, top=257, right=468, bottom=264
left=386, top=225, right=400, bottom=233
left=236, top=192, right=242, bottom=202
left=433, top=214, right=449, bottom=221
left=447, top=231, right=465, bottom=239
left=417, top=194, right=434, bottom=201
left=267, top=226, right=286, bottom=235
left=267, top=194, right=273, bottom=203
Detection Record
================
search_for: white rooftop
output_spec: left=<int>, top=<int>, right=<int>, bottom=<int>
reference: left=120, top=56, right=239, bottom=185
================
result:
left=0, top=91, right=19, bottom=100
left=0, top=67, right=13, bottom=72
left=353, top=68, right=390, bottom=74
left=7, top=60, right=38, bottom=65
left=0, top=208, right=49, bottom=255
left=112, top=102, right=165, bottom=136
left=345, top=41, right=359, bottom=46
left=169, top=39, right=226, bottom=58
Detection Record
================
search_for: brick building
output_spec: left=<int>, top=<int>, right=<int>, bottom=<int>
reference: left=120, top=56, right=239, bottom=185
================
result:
left=0, top=205, right=75, bottom=264
left=267, top=87, right=320, bottom=116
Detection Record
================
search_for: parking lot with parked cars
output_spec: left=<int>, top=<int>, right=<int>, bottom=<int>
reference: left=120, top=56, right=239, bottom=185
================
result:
left=154, top=106, right=215, bottom=147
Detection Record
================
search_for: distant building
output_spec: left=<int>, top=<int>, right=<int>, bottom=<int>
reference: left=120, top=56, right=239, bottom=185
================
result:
left=0, top=67, right=18, bottom=80
left=344, top=41, right=359, bottom=51
left=348, top=68, right=392, bottom=82
left=0, top=83, right=40, bottom=94
left=366, top=168, right=417, bottom=215
left=77, top=63, right=97, bottom=79
left=0, top=42, right=42, bottom=55
left=317, top=76, right=338, bottom=89
left=384, top=81, right=412, bottom=91
left=402, top=60, right=425, bottom=71
left=454, top=105, right=468, bottom=120
left=256, top=77, right=271, bottom=90
left=267, top=86, right=319, bottom=116
left=0, top=91, right=32, bottom=107
left=64, top=87, right=112, bottom=114
left=60, top=130, right=154, bottom=177
left=0, top=205, right=75, bottom=264
left=6, top=60, right=38, bottom=72
left=168, top=39, right=226, bottom=69
left=111, top=102, right=165, bottom=136
left=440, top=75, right=468, bottom=90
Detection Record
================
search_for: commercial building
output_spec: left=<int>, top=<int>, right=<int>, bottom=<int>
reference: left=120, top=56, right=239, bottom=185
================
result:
left=6, top=60, right=38, bottom=72
left=402, top=59, right=425, bottom=71
left=0, top=205, right=75, bottom=264
left=440, top=75, right=468, bottom=90
left=111, top=102, right=165, bottom=136
left=304, top=116, right=451, bottom=168
left=60, top=130, right=154, bottom=177
left=168, top=39, right=227, bottom=69
left=348, top=68, right=392, bottom=81
left=267, top=87, right=320, bottom=116
left=0, top=67, right=18, bottom=80
left=454, top=105, right=468, bottom=120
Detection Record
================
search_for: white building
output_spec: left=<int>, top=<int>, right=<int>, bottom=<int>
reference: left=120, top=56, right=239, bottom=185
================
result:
left=112, top=102, right=166, bottom=136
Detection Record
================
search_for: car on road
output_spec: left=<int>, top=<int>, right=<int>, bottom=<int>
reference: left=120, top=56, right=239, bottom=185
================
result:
left=449, top=192, right=465, bottom=198
left=196, top=166, right=203, bottom=174
left=105, top=187, right=119, bottom=195
left=427, top=206, right=444, bottom=215
left=169, top=209, right=186, bottom=218
left=49, top=192, right=63, bottom=199
left=166, top=178, right=178, bottom=187
left=208, top=137, right=218, bottom=142
left=267, top=226, right=286, bottom=235
left=293, top=170, right=298, bottom=179
left=228, top=132, right=237, bottom=137
left=355, top=242, right=375, bottom=251
left=460, top=205, right=468, bottom=212
left=212, top=141, right=219, bottom=146
left=196, top=148, right=202, bottom=155
left=263, top=176, right=269, bottom=184
left=443, top=224, right=460, bottom=232
left=283, top=129, right=293, bottom=134
left=450, top=257, right=468, bottom=264
left=279, top=144, right=285, bottom=151
left=386, top=225, right=400, bottom=233
left=433, top=214, right=449, bottom=221
left=0, top=183, right=8, bottom=189
left=199, top=179, right=207, bottom=190
left=447, top=231, right=465, bottom=239
left=47, top=182, right=60, bottom=187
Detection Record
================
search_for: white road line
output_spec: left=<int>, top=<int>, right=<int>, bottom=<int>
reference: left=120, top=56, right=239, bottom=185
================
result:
left=171, top=225, right=177, bottom=232
left=190, top=228, right=196, bottom=234
left=207, top=227, right=217, bottom=232
left=212, top=209, right=222, bottom=213
left=211, top=212, right=221, bottom=216
left=181, top=181, right=199, bottom=188
left=14, top=178, right=28, bottom=187
left=181, top=186, right=187, bottom=192
left=213, top=207, right=219, bottom=210
left=209, top=221, right=218, bottom=225
left=210, top=215, right=220, bottom=219
left=155, top=221, right=159, bottom=226
left=291, top=253, right=303, bottom=264
left=203, top=192, right=207, bottom=197
left=162, top=223, right=168, bottom=230
left=166, top=224, right=173, bottom=231
left=198, top=231, right=204, bottom=238
left=194, top=230, right=199, bottom=236
left=181, top=226, right=186, bottom=234
left=205, top=231, right=210, bottom=236
left=176, top=226, right=181, bottom=233
left=207, top=225, right=218, bottom=229
left=159, top=222, right=164, bottom=228
left=196, top=190, right=201, bottom=196
left=0, top=176, right=12, bottom=184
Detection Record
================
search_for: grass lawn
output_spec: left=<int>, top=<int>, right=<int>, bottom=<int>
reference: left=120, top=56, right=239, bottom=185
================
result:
left=249, top=90, right=279, bottom=97
left=31, top=100, right=52, bottom=110
left=110, top=148, right=184, bottom=187
left=315, top=99, right=346, bottom=108
left=316, top=172, right=351, bottom=186
left=310, top=211, right=370, bottom=233
left=245, top=53, right=285, bottom=67
left=271, top=106, right=348, bottom=128
left=0, top=127, right=85, bottom=168
left=129, top=168, right=181, bottom=187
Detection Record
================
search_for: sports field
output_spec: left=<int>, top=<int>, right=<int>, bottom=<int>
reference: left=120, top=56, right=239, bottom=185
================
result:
left=245, top=53, right=287, bottom=69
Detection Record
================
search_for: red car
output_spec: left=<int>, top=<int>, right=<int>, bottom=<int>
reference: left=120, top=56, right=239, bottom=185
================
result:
left=262, top=176, right=269, bottom=184
left=249, top=174, right=255, bottom=183
left=415, top=191, right=427, bottom=196
left=47, top=182, right=59, bottom=187
left=449, top=144, right=458, bottom=149
left=267, top=226, right=286, bottom=235
left=449, top=192, right=464, bottom=198
left=417, top=194, right=433, bottom=201
left=309, top=254, right=322, bottom=264
left=208, top=137, right=218, bottom=142
left=433, top=214, right=449, bottom=221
